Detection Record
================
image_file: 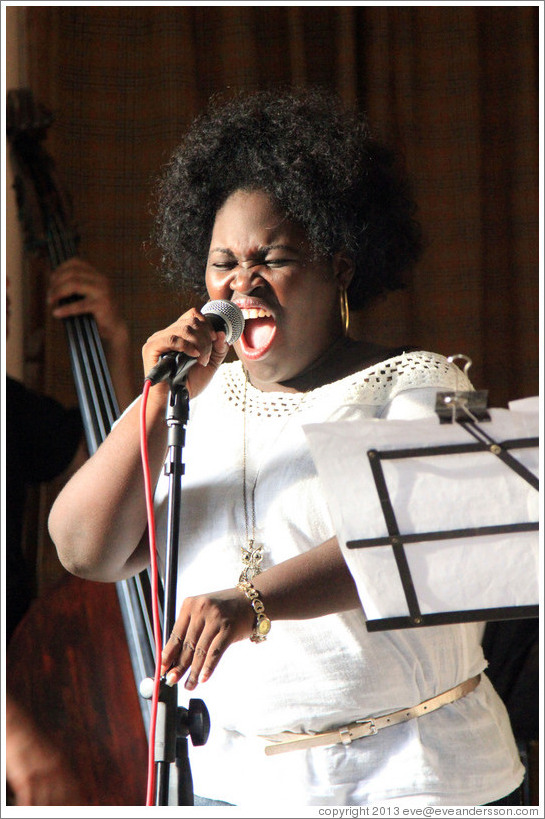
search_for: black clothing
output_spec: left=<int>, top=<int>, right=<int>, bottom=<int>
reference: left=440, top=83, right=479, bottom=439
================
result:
left=5, top=375, right=82, bottom=644
left=483, top=618, right=539, bottom=805
left=483, top=619, right=539, bottom=742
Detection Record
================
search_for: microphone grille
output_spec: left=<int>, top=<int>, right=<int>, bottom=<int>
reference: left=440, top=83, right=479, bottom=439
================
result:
left=202, top=300, right=245, bottom=344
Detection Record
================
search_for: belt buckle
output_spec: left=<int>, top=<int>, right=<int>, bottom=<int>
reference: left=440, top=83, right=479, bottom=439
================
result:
left=338, top=727, right=353, bottom=746
left=356, top=718, right=378, bottom=736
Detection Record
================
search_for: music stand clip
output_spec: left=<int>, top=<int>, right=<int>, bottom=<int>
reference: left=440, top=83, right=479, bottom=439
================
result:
left=435, top=354, right=490, bottom=423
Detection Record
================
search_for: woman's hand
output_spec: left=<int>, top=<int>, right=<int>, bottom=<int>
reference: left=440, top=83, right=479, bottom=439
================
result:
left=160, top=537, right=362, bottom=691
left=161, top=588, right=255, bottom=690
left=143, top=307, right=230, bottom=400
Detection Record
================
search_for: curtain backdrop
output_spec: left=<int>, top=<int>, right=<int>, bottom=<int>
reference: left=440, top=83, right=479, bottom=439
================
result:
left=23, top=5, right=539, bottom=406
left=19, top=4, right=539, bottom=586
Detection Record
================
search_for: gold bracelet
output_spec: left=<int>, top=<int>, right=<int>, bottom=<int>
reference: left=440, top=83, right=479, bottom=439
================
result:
left=237, top=580, right=271, bottom=643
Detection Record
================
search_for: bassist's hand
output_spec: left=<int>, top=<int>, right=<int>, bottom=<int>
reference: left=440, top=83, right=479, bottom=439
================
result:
left=47, top=257, right=135, bottom=409
left=48, top=257, right=129, bottom=348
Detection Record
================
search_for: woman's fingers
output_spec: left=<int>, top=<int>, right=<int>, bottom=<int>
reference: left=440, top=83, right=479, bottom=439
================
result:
left=161, top=609, right=191, bottom=674
left=143, top=308, right=229, bottom=399
left=145, top=310, right=216, bottom=365
left=169, top=628, right=231, bottom=691
left=160, top=590, right=254, bottom=689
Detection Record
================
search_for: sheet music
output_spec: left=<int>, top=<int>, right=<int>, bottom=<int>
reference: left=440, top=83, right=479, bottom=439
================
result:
left=303, top=397, right=539, bottom=625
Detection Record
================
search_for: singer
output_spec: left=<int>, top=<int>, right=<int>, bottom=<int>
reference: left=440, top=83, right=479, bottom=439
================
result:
left=49, top=89, right=523, bottom=807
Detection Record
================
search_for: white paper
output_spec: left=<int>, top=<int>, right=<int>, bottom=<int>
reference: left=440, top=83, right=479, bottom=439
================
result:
left=303, top=400, right=539, bottom=626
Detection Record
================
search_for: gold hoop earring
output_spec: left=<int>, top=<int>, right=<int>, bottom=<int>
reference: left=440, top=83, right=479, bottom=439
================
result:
left=340, top=286, right=350, bottom=336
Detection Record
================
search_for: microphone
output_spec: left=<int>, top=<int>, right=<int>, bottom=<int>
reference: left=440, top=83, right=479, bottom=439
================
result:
left=145, top=299, right=245, bottom=386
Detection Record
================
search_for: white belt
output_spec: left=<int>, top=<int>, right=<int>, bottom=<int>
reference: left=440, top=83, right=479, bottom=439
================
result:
left=262, top=674, right=481, bottom=756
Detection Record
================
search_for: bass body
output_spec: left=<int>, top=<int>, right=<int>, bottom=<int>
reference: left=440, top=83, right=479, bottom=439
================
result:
left=6, top=87, right=156, bottom=805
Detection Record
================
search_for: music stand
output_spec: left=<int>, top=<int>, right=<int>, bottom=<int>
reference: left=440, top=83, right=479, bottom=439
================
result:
left=304, top=391, right=539, bottom=632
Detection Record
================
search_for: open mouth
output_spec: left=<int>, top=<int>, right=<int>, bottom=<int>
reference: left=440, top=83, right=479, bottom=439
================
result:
left=238, top=306, right=277, bottom=360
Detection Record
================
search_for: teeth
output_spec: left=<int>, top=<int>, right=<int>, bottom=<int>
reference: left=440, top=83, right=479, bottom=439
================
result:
left=241, top=308, right=272, bottom=319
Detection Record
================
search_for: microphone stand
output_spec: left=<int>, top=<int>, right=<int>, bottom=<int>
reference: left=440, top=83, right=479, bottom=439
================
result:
left=143, top=302, right=244, bottom=804
left=153, top=371, right=210, bottom=805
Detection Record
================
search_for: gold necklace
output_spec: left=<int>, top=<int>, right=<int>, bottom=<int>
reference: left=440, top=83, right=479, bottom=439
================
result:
left=239, top=370, right=264, bottom=583
left=238, top=365, right=308, bottom=582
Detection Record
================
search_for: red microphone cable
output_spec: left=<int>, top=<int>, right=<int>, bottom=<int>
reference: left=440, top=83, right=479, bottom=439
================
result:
left=139, top=377, right=164, bottom=806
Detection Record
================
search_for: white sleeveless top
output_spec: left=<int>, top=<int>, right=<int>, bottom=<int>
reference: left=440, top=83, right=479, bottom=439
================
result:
left=152, top=351, right=523, bottom=807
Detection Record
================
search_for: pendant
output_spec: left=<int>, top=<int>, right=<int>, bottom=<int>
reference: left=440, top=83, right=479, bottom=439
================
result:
left=239, top=539, right=264, bottom=582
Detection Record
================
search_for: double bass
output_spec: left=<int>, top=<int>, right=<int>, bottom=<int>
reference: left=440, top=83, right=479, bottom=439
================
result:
left=6, top=88, right=164, bottom=805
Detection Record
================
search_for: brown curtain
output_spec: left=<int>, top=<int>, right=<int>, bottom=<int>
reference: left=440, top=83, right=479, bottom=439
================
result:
left=355, top=6, right=539, bottom=408
left=19, top=6, right=538, bottom=584
left=23, top=5, right=538, bottom=404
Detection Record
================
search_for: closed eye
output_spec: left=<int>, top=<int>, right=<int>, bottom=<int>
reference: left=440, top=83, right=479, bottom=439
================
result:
left=211, top=262, right=237, bottom=270
left=210, top=258, right=296, bottom=271
left=264, top=258, right=296, bottom=268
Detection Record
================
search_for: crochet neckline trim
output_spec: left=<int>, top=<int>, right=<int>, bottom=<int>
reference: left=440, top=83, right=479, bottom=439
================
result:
left=219, top=350, right=455, bottom=418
